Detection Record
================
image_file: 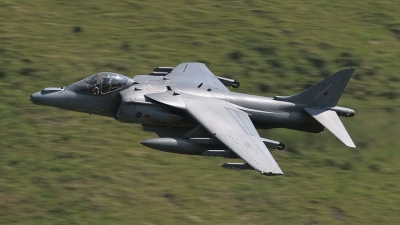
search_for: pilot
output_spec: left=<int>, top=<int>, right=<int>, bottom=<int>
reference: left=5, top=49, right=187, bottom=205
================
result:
left=92, top=86, right=100, bottom=95
left=102, top=75, right=112, bottom=93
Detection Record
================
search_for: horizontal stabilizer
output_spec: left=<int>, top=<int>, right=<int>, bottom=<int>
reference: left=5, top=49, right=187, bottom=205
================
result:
left=304, top=107, right=356, bottom=148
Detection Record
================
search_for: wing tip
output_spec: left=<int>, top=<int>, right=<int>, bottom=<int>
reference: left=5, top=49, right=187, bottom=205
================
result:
left=346, top=142, right=356, bottom=148
left=344, top=138, right=356, bottom=148
left=260, top=171, right=284, bottom=176
left=260, top=167, right=284, bottom=176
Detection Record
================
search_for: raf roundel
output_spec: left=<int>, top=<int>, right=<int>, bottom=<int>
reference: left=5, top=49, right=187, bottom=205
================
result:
left=244, top=142, right=251, bottom=147
left=135, top=112, right=142, bottom=118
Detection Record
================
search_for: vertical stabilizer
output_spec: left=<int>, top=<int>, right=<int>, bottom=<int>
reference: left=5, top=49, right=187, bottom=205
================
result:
left=304, top=107, right=356, bottom=148
left=274, top=68, right=355, bottom=107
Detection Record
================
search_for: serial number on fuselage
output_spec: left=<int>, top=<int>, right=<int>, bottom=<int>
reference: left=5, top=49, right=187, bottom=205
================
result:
left=278, top=105, right=293, bottom=110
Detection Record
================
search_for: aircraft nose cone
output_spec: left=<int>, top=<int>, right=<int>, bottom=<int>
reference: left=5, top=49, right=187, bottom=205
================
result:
left=30, top=88, right=68, bottom=108
left=30, top=93, right=39, bottom=103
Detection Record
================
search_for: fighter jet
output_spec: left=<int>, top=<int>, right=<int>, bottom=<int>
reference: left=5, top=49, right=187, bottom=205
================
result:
left=30, top=62, right=356, bottom=176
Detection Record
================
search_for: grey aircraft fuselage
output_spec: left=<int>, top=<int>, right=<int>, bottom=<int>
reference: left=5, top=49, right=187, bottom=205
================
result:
left=30, top=63, right=356, bottom=175
left=32, top=76, right=326, bottom=132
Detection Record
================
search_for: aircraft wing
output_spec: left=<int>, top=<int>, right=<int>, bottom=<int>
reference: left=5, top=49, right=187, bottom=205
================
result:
left=183, top=96, right=284, bottom=175
left=166, top=62, right=230, bottom=92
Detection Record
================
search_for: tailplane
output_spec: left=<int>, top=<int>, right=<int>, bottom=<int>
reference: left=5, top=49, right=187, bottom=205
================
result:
left=303, top=107, right=355, bottom=148
left=274, top=68, right=355, bottom=107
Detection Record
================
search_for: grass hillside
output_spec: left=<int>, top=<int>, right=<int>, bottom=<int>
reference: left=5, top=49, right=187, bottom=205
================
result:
left=0, top=0, right=399, bottom=224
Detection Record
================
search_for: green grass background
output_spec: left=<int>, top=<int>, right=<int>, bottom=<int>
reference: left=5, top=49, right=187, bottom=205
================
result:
left=0, top=0, right=399, bottom=224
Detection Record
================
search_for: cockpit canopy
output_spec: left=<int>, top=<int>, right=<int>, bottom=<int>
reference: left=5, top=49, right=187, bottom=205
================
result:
left=74, top=72, right=129, bottom=95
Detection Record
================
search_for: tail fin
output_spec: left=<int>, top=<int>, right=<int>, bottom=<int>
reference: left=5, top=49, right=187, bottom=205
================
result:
left=274, top=68, right=355, bottom=107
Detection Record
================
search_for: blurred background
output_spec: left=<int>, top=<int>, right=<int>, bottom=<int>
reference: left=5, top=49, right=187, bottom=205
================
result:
left=0, top=0, right=399, bottom=224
